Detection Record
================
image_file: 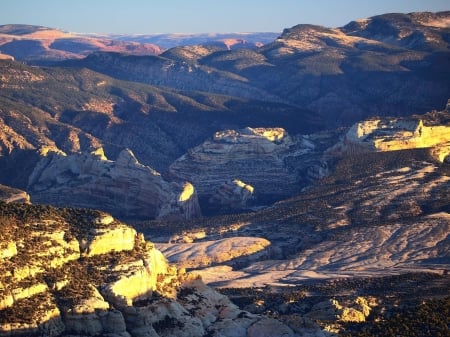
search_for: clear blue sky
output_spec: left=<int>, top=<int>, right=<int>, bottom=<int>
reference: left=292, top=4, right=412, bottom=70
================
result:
left=1, top=0, right=449, bottom=34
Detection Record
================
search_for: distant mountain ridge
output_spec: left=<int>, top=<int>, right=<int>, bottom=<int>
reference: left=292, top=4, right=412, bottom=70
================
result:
left=0, top=24, right=278, bottom=62
left=66, top=11, right=450, bottom=128
left=112, top=32, right=279, bottom=49
left=0, top=24, right=162, bottom=62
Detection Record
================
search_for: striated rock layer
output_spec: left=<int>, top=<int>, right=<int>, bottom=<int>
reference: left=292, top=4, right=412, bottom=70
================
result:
left=27, top=147, right=201, bottom=220
left=0, top=202, right=304, bottom=337
left=169, top=127, right=328, bottom=210
left=329, top=108, right=450, bottom=162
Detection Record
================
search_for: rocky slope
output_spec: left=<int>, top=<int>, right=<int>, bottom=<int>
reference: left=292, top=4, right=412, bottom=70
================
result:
left=0, top=202, right=306, bottom=337
left=157, top=149, right=450, bottom=288
left=0, top=59, right=314, bottom=172
left=0, top=24, right=161, bottom=63
left=0, top=59, right=314, bottom=219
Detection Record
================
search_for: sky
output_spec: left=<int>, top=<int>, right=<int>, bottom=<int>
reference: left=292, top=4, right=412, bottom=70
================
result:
left=1, top=0, right=449, bottom=35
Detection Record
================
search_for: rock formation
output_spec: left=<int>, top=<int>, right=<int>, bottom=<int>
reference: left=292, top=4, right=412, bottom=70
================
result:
left=169, top=127, right=324, bottom=209
left=27, top=147, right=201, bottom=220
left=0, top=202, right=308, bottom=337
left=305, top=297, right=371, bottom=323
left=0, top=184, right=30, bottom=203
left=329, top=112, right=450, bottom=162
left=209, top=179, right=255, bottom=211
left=157, top=237, right=272, bottom=269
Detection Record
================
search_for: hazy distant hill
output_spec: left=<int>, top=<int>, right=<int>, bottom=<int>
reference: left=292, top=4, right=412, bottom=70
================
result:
left=113, top=32, right=279, bottom=49
left=0, top=24, right=162, bottom=62
left=0, top=25, right=278, bottom=62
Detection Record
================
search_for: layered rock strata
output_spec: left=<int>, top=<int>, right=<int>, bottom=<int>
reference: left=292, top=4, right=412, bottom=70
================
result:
left=329, top=113, right=450, bottom=162
left=209, top=179, right=255, bottom=210
left=27, top=147, right=201, bottom=220
left=169, top=127, right=325, bottom=209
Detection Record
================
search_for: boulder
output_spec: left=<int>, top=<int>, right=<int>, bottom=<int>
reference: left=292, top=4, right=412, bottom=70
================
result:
left=209, top=179, right=255, bottom=210
left=0, top=184, right=30, bottom=204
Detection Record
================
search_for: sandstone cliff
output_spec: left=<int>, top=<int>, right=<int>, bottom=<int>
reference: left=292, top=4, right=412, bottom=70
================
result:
left=169, top=127, right=328, bottom=211
left=27, top=147, right=201, bottom=220
left=0, top=202, right=303, bottom=337
left=328, top=107, right=450, bottom=162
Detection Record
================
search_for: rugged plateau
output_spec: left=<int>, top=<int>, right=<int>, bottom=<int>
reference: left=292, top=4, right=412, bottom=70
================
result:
left=151, top=108, right=450, bottom=287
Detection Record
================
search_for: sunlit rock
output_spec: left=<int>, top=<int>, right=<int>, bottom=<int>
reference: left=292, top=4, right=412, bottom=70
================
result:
left=209, top=179, right=255, bottom=210
left=81, top=222, right=137, bottom=257
left=330, top=114, right=450, bottom=155
left=28, top=147, right=201, bottom=220
left=170, top=127, right=319, bottom=209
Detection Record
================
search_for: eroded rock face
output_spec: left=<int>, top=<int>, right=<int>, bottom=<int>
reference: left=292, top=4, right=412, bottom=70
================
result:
left=0, top=202, right=304, bottom=337
left=157, top=237, right=272, bottom=269
left=0, top=184, right=30, bottom=203
left=27, top=147, right=201, bottom=220
left=209, top=179, right=255, bottom=211
left=330, top=114, right=450, bottom=160
left=169, top=127, right=321, bottom=209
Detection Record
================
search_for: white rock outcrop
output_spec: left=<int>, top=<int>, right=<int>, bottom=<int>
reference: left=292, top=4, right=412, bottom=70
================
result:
left=28, top=147, right=201, bottom=220
left=81, top=222, right=137, bottom=257
left=169, top=127, right=318, bottom=208
left=330, top=116, right=450, bottom=159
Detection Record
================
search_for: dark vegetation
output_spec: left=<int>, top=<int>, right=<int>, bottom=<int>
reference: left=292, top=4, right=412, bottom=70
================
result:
left=220, top=273, right=450, bottom=337
left=346, top=297, right=450, bottom=337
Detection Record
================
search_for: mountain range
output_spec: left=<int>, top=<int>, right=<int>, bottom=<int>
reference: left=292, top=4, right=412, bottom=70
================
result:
left=0, top=10, right=449, bottom=337
left=0, top=24, right=277, bottom=62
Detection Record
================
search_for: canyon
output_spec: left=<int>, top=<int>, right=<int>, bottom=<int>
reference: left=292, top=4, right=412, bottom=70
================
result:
left=0, top=10, right=449, bottom=337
